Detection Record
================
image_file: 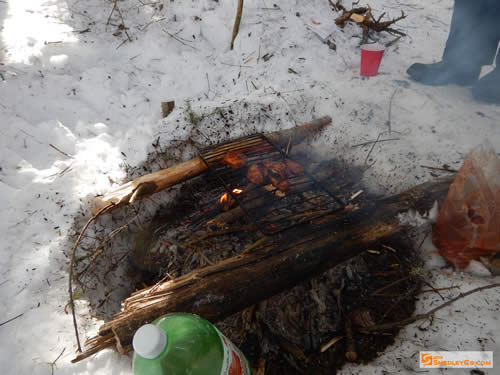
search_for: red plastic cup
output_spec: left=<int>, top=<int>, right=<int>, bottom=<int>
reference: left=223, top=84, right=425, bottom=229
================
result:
left=360, top=44, right=385, bottom=77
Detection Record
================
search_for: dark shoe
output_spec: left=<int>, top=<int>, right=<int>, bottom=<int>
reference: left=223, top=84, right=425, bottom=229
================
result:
left=471, top=68, right=500, bottom=104
left=407, top=61, right=480, bottom=86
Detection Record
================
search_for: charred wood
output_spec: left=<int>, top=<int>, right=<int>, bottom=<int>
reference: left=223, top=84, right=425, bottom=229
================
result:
left=73, top=176, right=453, bottom=362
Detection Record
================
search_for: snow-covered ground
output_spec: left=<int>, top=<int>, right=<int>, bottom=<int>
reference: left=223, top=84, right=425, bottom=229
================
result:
left=0, top=0, right=498, bottom=374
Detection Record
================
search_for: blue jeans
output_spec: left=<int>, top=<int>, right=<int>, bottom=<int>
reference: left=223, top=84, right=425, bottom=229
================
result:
left=443, top=0, right=500, bottom=70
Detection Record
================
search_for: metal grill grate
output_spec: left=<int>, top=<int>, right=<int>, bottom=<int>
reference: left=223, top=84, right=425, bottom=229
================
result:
left=199, top=134, right=345, bottom=235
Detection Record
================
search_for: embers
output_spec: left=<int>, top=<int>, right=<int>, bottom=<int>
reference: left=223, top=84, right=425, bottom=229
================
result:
left=201, top=134, right=346, bottom=235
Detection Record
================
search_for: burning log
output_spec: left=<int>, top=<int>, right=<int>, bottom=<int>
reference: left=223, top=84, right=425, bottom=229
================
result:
left=73, top=176, right=453, bottom=362
left=92, top=116, right=332, bottom=214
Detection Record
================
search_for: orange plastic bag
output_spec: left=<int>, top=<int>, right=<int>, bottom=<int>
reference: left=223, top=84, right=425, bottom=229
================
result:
left=433, top=144, right=500, bottom=268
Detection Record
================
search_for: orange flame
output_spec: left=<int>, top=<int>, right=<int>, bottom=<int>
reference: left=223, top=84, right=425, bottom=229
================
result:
left=219, top=193, right=229, bottom=204
left=219, top=188, right=243, bottom=205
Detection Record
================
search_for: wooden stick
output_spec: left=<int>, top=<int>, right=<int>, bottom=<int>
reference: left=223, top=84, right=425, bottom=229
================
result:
left=344, top=315, right=357, bottom=361
left=92, top=116, right=332, bottom=214
left=420, top=165, right=458, bottom=173
left=230, top=0, right=244, bottom=50
left=0, top=313, right=24, bottom=327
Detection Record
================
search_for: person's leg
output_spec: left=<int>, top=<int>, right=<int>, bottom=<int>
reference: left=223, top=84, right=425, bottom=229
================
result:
left=408, top=0, right=499, bottom=86
left=442, top=0, right=499, bottom=68
left=470, top=1, right=500, bottom=103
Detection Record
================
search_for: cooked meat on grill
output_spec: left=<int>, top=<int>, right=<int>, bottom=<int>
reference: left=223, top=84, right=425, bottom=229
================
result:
left=276, top=179, right=290, bottom=192
left=269, top=174, right=290, bottom=192
left=263, top=161, right=288, bottom=178
left=247, top=164, right=266, bottom=185
left=285, top=160, right=305, bottom=175
left=223, top=151, right=248, bottom=169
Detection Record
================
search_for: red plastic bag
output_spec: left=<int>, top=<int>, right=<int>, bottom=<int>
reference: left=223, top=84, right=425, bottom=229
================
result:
left=433, top=144, right=500, bottom=268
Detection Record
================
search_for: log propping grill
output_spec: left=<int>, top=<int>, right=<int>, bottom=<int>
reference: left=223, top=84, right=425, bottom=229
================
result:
left=199, top=133, right=346, bottom=234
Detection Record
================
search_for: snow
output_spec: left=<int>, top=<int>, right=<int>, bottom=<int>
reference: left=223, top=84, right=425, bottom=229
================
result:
left=0, top=0, right=498, bottom=374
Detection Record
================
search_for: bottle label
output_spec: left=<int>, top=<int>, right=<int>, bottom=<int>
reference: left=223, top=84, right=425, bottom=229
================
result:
left=215, top=327, right=251, bottom=375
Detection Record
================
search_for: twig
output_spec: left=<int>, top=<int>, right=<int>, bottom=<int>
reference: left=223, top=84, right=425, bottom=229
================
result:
left=386, top=88, right=399, bottom=134
left=104, top=250, right=132, bottom=279
left=420, top=285, right=460, bottom=293
left=328, top=0, right=340, bottom=12
left=50, top=348, right=66, bottom=375
left=421, top=279, right=445, bottom=300
left=185, top=225, right=256, bottom=247
left=376, top=12, right=386, bottom=24
left=75, top=248, right=103, bottom=282
left=363, top=132, right=381, bottom=166
left=74, top=28, right=91, bottom=34
left=241, top=236, right=270, bottom=255
left=140, top=17, right=167, bottom=32
left=416, top=228, right=431, bottom=252
left=68, top=204, right=114, bottom=352
left=361, top=283, right=500, bottom=333
left=230, top=0, right=244, bottom=50
left=220, top=62, right=253, bottom=68
left=106, top=0, right=118, bottom=25
left=385, top=36, right=402, bottom=48
left=205, top=73, right=211, bottom=98
left=196, top=249, right=214, bottom=266
left=162, top=29, right=198, bottom=50
left=349, top=190, right=364, bottom=201
left=420, top=165, right=458, bottom=173
left=370, top=276, right=411, bottom=296
left=0, top=313, right=24, bottom=327
left=344, top=314, right=357, bottom=361
left=78, top=211, right=139, bottom=282
left=116, top=39, right=129, bottom=50
left=114, top=0, right=132, bottom=42
left=385, top=28, right=407, bottom=37
left=351, top=137, right=399, bottom=148
left=49, top=144, right=74, bottom=159
left=320, top=335, right=343, bottom=353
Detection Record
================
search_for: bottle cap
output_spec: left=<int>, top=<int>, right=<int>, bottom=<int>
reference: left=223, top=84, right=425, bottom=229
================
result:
left=132, top=324, right=167, bottom=359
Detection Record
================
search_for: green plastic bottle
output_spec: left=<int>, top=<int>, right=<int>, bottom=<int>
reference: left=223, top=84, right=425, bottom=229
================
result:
left=132, top=313, right=252, bottom=375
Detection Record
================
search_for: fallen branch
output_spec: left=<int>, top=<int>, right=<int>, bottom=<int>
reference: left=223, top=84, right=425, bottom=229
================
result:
left=361, top=283, right=500, bottom=333
left=68, top=204, right=114, bottom=352
left=329, top=0, right=346, bottom=13
left=334, top=4, right=406, bottom=37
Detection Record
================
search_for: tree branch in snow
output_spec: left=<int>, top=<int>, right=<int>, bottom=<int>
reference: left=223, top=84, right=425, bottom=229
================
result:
left=230, top=0, right=244, bottom=50
left=67, top=204, right=114, bottom=352
left=333, top=4, right=407, bottom=39
left=360, top=282, right=500, bottom=333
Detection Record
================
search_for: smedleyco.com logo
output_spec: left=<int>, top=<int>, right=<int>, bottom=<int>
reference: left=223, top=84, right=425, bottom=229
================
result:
left=420, top=351, right=493, bottom=368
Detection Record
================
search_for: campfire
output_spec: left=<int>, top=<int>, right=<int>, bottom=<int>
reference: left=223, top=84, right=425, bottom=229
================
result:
left=71, top=117, right=454, bottom=373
